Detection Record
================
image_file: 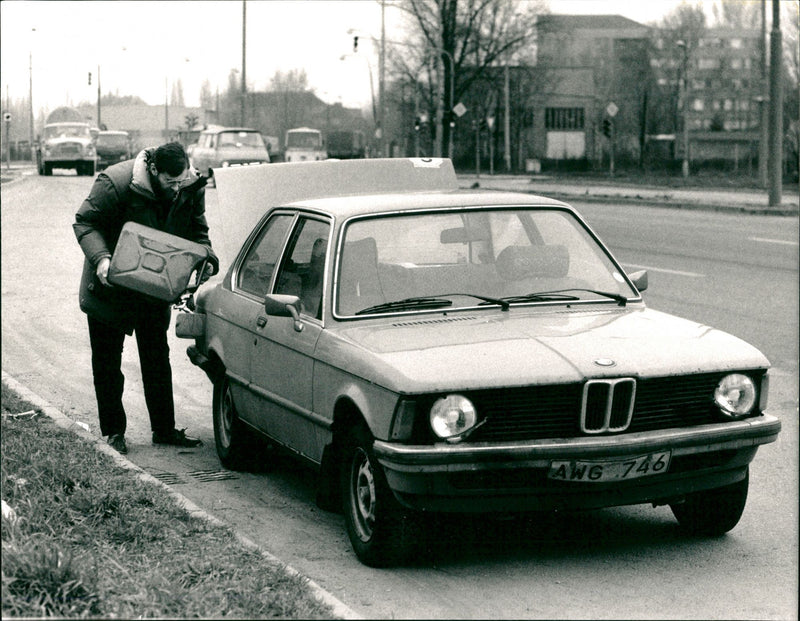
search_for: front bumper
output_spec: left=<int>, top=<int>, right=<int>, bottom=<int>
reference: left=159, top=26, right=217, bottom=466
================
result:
left=373, top=414, right=781, bottom=512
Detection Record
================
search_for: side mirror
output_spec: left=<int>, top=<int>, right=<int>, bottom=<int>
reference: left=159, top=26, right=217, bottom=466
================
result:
left=264, top=294, right=304, bottom=332
left=628, top=269, right=648, bottom=292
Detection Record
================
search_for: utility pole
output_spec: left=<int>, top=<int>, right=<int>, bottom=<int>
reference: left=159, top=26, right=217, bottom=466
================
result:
left=758, top=0, right=768, bottom=186
left=379, top=0, right=386, bottom=157
left=767, top=0, right=783, bottom=206
left=504, top=65, right=511, bottom=172
left=241, top=0, right=247, bottom=127
left=97, top=65, right=101, bottom=129
left=677, top=39, right=690, bottom=178
left=28, top=46, right=34, bottom=161
left=164, top=76, right=169, bottom=140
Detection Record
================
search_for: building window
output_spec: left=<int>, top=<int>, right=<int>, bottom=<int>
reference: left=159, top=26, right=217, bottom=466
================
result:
left=730, top=58, right=743, bottom=70
left=692, top=99, right=705, bottom=112
left=698, top=58, right=720, bottom=70
left=545, top=107, right=585, bottom=130
left=730, top=38, right=742, bottom=49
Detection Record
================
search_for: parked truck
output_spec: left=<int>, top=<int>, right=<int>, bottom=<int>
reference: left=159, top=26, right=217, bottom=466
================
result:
left=36, top=107, right=97, bottom=176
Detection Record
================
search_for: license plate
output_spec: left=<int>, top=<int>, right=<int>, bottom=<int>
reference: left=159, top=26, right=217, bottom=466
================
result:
left=547, top=451, right=671, bottom=483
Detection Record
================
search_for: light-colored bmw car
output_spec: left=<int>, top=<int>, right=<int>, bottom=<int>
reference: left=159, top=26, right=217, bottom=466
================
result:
left=177, top=158, right=780, bottom=567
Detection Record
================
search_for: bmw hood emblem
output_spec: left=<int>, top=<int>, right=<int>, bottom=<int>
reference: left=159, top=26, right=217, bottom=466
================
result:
left=594, top=358, right=616, bottom=367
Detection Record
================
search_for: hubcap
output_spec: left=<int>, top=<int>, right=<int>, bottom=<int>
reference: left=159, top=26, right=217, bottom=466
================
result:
left=352, top=447, right=376, bottom=541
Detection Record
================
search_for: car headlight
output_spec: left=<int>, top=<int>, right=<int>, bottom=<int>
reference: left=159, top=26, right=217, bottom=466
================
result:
left=222, top=161, right=230, bottom=167
left=430, top=394, right=477, bottom=442
left=714, top=373, right=757, bottom=418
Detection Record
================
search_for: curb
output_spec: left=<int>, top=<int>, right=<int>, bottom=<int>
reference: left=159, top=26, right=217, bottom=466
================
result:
left=1, top=369, right=362, bottom=621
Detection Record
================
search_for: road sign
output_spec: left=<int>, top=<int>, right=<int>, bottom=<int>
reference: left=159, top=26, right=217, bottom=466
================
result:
left=453, top=102, right=467, bottom=118
left=606, top=102, right=618, bottom=118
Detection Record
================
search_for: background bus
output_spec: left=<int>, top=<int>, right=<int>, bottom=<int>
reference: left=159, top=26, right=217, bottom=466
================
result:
left=326, top=129, right=366, bottom=159
left=284, top=127, right=327, bottom=162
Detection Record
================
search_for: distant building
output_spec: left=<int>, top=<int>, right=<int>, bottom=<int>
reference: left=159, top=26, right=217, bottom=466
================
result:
left=649, top=26, right=762, bottom=170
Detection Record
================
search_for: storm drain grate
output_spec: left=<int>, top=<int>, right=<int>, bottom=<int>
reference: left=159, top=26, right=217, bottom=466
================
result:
left=151, top=472, right=187, bottom=485
left=187, top=469, right=239, bottom=482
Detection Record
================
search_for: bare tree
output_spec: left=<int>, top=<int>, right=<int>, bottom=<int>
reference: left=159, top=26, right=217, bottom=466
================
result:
left=394, top=0, right=543, bottom=157
left=651, top=3, right=707, bottom=139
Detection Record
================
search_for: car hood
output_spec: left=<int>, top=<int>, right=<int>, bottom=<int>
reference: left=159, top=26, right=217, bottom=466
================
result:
left=325, top=306, right=769, bottom=392
left=45, top=136, right=92, bottom=146
left=216, top=145, right=268, bottom=158
left=96, top=144, right=128, bottom=154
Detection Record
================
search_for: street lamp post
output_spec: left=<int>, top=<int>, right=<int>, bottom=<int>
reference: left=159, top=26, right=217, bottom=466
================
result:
left=677, top=39, right=690, bottom=178
left=435, top=47, right=455, bottom=160
left=29, top=28, right=35, bottom=163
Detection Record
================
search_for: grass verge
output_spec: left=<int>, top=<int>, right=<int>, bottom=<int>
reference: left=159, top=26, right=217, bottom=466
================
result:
left=1, top=381, right=336, bottom=619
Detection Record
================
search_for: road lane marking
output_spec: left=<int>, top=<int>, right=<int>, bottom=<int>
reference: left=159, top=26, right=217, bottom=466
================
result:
left=749, top=237, right=799, bottom=246
left=622, top=263, right=705, bottom=278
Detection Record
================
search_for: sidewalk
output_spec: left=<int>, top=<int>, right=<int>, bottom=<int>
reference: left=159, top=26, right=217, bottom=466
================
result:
left=458, top=173, right=799, bottom=215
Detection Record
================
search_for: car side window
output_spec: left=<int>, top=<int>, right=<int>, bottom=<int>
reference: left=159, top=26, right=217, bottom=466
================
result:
left=274, top=217, right=330, bottom=319
left=237, top=214, right=293, bottom=298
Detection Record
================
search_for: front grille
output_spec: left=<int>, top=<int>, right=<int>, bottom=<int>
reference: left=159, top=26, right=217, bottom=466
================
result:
left=456, top=372, right=749, bottom=443
left=581, top=378, right=635, bottom=433
left=54, top=143, right=81, bottom=156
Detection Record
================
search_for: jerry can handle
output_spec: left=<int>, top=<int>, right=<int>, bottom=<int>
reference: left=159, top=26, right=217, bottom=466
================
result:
left=185, top=256, right=210, bottom=295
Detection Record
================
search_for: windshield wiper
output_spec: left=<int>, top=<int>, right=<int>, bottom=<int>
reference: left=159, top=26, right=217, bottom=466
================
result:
left=354, top=296, right=453, bottom=315
left=442, top=292, right=510, bottom=311
left=509, top=288, right=628, bottom=306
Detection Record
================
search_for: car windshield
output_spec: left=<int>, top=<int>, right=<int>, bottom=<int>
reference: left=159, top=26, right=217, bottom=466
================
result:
left=44, top=124, right=91, bottom=139
left=219, top=131, right=266, bottom=148
left=336, top=207, right=638, bottom=316
left=287, top=131, right=321, bottom=148
left=97, top=134, right=129, bottom=148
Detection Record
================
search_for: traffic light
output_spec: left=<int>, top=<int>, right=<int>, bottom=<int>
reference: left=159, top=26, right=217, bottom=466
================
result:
left=88, top=72, right=92, bottom=85
left=353, top=36, right=359, bottom=52
left=414, top=117, right=421, bottom=132
left=602, top=118, right=611, bottom=137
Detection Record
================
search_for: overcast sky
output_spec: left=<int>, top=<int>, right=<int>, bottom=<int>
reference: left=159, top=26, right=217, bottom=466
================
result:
left=0, top=0, right=727, bottom=116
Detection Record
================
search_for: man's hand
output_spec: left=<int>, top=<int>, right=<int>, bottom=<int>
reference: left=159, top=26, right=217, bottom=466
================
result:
left=96, top=257, right=112, bottom=286
left=199, top=262, right=215, bottom=284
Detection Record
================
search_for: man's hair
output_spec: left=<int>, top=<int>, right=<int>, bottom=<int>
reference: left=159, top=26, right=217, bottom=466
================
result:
left=153, top=142, right=188, bottom=176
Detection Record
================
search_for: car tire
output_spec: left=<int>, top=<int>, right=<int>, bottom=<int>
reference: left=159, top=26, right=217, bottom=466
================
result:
left=670, top=468, right=749, bottom=536
left=341, top=424, right=420, bottom=567
left=212, top=374, right=257, bottom=470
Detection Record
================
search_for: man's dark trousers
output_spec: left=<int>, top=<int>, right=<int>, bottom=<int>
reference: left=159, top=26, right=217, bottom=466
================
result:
left=87, top=308, right=175, bottom=438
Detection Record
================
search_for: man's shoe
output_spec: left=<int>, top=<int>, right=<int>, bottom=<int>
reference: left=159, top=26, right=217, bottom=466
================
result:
left=107, top=434, right=128, bottom=454
left=152, top=428, right=203, bottom=448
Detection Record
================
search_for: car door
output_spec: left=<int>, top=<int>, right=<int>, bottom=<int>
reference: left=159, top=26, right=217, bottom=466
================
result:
left=227, top=211, right=294, bottom=425
left=249, top=215, right=331, bottom=461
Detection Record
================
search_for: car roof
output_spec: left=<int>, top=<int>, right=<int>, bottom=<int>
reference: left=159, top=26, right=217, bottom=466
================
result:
left=202, top=126, right=260, bottom=134
left=286, top=190, right=571, bottom=219
left=98, top=130, right=129, bottom=135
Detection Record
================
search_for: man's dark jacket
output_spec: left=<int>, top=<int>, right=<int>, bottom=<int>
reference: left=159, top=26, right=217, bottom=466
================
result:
left=74, top=148, right=219, bottom=334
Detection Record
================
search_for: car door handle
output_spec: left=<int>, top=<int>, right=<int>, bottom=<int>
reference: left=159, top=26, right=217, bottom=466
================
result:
left=256, top=316, right=267, bottom=328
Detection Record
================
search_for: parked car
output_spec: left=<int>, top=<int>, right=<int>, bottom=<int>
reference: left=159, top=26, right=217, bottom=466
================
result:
left=95, top=130, right=133, bottom=170
left=189, top=126, right=270, bottom=186
left=36, top=121, right=96, bottom=176
left=176, top=158, right=780, bottom=567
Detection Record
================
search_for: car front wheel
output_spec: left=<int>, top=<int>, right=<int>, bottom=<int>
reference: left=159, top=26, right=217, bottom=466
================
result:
left=212, top=375, right=256, bottom=470
left=341, top=424, right=420, bottom=567
left=670, top=469, right=749, bottom=535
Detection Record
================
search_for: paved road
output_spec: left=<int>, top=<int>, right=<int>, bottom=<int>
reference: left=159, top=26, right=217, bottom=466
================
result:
left=2, top=171, right=797, bottom=619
